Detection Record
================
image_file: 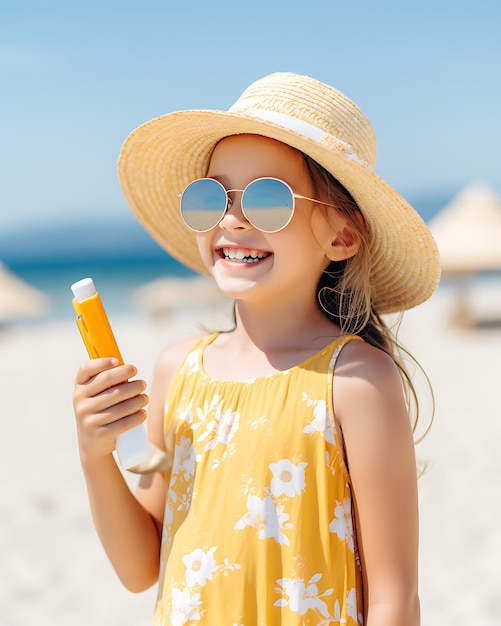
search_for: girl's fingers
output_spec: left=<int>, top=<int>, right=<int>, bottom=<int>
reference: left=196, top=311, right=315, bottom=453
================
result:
left=94, top=378, right=148, bottom=413
left=73, top=360, right=148, bottom=422
left=97, top=401, right=147, bottom=438
left=96, top=384, right=149, bottom=423
left=75, top=357, right=120, bottom=384
left=75, top=358, right=137, bottom=388
left=74, top=380, right=148, bottom=423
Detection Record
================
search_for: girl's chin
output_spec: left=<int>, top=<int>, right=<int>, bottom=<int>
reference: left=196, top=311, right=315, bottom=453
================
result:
left=211, top=260, right=272, bottom=299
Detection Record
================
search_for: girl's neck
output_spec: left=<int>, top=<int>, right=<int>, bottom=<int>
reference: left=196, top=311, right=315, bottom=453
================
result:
left=202, top=298, right=341, bottom=380
left=199, top=285, right=343, bottom=380
left=233, top=297, right=339, bottom=354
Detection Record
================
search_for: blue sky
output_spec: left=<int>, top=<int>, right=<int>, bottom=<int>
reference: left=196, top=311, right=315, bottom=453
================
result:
left=1, top=0, right=500, bottom=230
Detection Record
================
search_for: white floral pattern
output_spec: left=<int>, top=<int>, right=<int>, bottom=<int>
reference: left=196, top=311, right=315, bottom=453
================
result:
left=269, top=459, right=307, bottom=497
left=179, top=348, right=202, bottom=376
left=274, top=574, right=333, bottom=618
left=172, top=436, right=196, bottom=482
left=302, top=395, right=335, bottom=444
left=183, top=547, right=217, bottom=588
left=170, top=587, right=202, bottom=626
left=329, top=499, right=355, bottom=553
left=275, top=576, right=362, bottom=625
left=234, top=494, right=293, bottom=545
left=346, top=588, right=363, bottom=624
left=197, top=407, right=240, bottom=451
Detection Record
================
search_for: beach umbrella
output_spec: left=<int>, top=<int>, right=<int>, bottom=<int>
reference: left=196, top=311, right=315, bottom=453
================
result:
left=428, top=183, right=501, bottom=275
left=428, top=183, right=501, bottom=327
left=0, top=262, right=50, bottom=324
left=131, top=276, right=230, bottom=319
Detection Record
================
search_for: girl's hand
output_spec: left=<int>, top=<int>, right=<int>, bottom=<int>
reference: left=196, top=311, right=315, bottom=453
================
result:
left=73, top=358, right=148, bottom=466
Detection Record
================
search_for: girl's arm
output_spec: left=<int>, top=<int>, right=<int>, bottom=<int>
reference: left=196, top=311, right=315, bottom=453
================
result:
left=334, top=341, right=420, bottom=626
left=73, top=337, right=198, bottom=592
left=73, top=358, right=161, bottom=592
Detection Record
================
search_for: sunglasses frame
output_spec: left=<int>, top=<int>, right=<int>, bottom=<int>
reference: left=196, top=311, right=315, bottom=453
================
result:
left=179, top=176, right=338, bottom=233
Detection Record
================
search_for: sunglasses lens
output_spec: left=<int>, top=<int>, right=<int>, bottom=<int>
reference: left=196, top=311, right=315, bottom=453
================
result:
left=242, top=178, right=294, bottom=232
left=180, top=179, right=227, bottom=231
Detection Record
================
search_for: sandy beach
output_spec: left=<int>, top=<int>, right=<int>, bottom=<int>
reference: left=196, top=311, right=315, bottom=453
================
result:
left=1, top=283, right=500, bottom=625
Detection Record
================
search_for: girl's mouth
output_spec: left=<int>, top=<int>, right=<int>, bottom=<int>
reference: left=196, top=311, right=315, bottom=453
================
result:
left=219, top=247, right=271, bottom=264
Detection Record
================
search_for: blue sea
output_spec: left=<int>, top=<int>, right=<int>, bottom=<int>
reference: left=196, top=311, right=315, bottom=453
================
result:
left=0, top=191, right=451, bottom=322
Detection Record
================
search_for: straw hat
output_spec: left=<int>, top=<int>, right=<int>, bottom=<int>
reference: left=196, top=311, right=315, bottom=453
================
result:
left=118, top=72, right=440, bottom=313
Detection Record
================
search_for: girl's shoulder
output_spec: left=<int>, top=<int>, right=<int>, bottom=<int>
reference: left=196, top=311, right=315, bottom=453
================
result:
left=333, top=338, right=406, bottom=429
left=154, top=333, right=213, bottom=380
left=335, top=337, right=399, bottom=382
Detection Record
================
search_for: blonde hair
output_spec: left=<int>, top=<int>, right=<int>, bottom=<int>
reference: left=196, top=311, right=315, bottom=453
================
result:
left=303, top=154, right=434, bottom=443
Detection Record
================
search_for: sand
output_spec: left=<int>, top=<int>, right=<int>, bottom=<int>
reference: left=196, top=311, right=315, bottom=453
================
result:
left=1, top=284, right=500, bottom=625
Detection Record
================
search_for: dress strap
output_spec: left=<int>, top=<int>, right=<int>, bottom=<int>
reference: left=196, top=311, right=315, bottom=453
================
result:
left=328, top=335, right=364, bottom=373
left=326, top=335, right=364, bottom=476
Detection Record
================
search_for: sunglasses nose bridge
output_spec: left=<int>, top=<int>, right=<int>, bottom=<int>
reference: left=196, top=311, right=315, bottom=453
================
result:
left=225, top=188, right=243, bottom=208
left=219, top=189, right=248, bottom=227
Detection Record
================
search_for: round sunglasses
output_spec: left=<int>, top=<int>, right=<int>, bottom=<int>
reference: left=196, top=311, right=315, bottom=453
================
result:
left=179, top=177, right=337, bottom=233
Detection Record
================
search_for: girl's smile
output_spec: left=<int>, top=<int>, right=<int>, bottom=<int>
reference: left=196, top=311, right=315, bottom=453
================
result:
left=218, top=246, right=271, bottom=264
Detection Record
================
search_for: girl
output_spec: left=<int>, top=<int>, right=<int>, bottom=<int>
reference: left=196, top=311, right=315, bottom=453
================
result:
left=73, top=72, right=440, bottom=626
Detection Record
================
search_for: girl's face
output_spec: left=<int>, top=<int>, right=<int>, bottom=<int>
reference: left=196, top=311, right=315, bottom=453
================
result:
left=196, top=134, right=347, bottom=304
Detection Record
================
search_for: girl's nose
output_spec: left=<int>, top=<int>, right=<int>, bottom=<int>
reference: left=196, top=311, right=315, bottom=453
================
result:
left=218, top=191, right=251, bottom=230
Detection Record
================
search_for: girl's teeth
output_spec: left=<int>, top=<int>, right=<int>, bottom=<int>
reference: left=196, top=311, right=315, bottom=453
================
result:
left=223, top=248, right=267, bottom=262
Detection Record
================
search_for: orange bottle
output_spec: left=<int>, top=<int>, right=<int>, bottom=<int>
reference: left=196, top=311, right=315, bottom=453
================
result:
left=71, top=278, right=151, bottom=469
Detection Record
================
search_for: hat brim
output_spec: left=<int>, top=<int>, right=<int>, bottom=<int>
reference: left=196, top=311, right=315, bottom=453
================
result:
left=118, top=109, right=441, bottom=314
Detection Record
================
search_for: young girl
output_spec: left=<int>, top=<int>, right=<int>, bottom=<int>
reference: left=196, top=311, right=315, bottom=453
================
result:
left=73, top=72, right=440, bottom=626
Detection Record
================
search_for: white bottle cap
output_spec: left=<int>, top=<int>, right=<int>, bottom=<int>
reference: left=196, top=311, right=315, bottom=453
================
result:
left=71, top=278, right=97, bottom=301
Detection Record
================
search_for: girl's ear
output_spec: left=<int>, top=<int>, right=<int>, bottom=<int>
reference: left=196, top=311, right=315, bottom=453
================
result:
left=324, top=221, right=361, bottom=261
left=311, top=207, right=362, bottom=262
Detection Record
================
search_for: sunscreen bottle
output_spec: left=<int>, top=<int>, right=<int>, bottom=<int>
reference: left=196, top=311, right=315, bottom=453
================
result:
left=71, top=277, right=151, bottom=470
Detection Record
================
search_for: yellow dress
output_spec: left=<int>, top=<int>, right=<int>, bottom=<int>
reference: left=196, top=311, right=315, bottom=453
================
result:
left=153, top=333, right=364, bottom=626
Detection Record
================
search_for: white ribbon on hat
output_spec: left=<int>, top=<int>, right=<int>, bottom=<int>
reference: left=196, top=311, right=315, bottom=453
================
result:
left=236, top=107, right=371, bottom=169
